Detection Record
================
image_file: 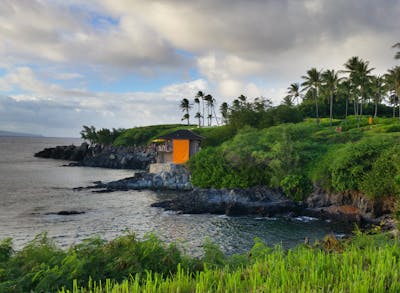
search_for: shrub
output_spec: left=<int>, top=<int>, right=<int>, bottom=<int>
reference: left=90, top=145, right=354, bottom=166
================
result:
left=359, top=144, right=400, bottom=198
left=280, top=174, right=313, bottom=201
left=329, top=136, right=396, bottom=192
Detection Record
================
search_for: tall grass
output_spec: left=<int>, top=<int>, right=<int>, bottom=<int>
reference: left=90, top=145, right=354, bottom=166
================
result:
left=60, top=233, right=400, bottom=293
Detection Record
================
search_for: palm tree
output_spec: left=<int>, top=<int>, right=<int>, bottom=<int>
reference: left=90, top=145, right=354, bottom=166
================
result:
left=393, top=42, right=400, bottom=59
left=302, top=68, right=322, bottom=125
left=321, top=69, right=342, bottom=126
left=286, top=83, right=301, bottom=105
left=194, top=97, right=202, bottom=127
left=204, top=94, right=213, bottom=126
left=385, top=66, right=400, bottom=118
left=282, top=95, right=294, bottom=106
left=369, top=75, right=385, bottom=118
left=220, top=102, right=229, bottom=124
left=196, top=91, right=205, bottom=126
left=338, top=79, right=351, bottom=119
left=343, top=57, right=374, bottom=127
left=180, top=98, right=191, bottom=125
left=194, top=112, right=202, bottom=127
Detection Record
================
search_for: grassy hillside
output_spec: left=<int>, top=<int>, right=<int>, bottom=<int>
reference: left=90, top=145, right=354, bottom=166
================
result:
left=188, top=117, right=400, bottom=201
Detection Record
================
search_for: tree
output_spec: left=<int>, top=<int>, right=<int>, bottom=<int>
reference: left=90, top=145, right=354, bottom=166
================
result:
left=302, top=68, right=322, bottom=125
left=204, top=94, right=213, bottom=126
left=338, top=79, right=351, bottom=119
left=220, top=102, right=229, bottom=124
left=196, top=91, right=205, bottom=126
left=180, top=98, right=191, bottom=125
left=321, top=69, right=342, bottom=126
left=385, top=66, right=400, bottom=118
left=195, top=112, right=202, bottom=127
left=80, top=125, right=97, bottom=145
left=369, top=75, right=385, bottom=118
left=343, top=57, right=374, bottom=127
left=393, top=42, right=400, bottom=59
left=194, top=97, right=202, bottom=127
left=282, top=95, right=294, bottom=106
left=286, top=83, right=301, bottom=105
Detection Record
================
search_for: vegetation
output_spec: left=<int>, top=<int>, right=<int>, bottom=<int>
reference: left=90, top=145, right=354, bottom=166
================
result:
left=80, top=126, right=124, bottom=146
left=112, top=124, right=188, bottom=146
left=189, top=117, right=400, bottom=201
left=1, top=232, right=399, bottom=292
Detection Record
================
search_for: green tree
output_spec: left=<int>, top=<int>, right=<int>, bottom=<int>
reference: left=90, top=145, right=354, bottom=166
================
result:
left=385, top=66, right=400, bottom=118
left=196, top=91, right=205, bottom=126
left=286, top=83, right=301, bottom=105
left=220, top=102, right=229, bottom=124
left=302, top=68, right=322, bottom=125
left=343, top=57, right=374, bottom=126
left=194, top=97, right=202, bottom=127
left=204, top=94, right=215, bottom=126
left=338, top=79, right=352, bottom=119
left=393, top=42, right=400, bottom=59
left=321, top=69, right=342, bottom=126
left=180, top=98, right=191, bottom=125
left=80, top=125, right=97, bottom=145
left=369, top=75, right=385, bottom=118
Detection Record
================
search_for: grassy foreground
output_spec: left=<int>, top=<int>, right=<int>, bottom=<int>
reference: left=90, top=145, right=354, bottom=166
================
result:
left=1, top=231, right=399, bottom=292
left=60, top=232, right=399, bottom=293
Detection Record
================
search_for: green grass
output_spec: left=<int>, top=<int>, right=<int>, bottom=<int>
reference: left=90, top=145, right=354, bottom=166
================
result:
left=188, top=116, right=400, bottom=200
left=58, top=233, right=400, bottom=293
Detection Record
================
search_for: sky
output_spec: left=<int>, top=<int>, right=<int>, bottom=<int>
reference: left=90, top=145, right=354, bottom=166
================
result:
left=0, top=0, right=399, bottom=137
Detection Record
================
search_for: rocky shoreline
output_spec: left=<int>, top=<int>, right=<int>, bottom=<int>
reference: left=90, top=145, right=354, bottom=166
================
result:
left=36, top=145, right=397, bottom=230
left=34, top=143, right=156, bottom=170
left=75, top=165, right=396, bottom=229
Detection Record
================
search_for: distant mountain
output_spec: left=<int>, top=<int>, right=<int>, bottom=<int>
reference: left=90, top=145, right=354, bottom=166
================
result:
left=0, top=130, right=43, bottom=137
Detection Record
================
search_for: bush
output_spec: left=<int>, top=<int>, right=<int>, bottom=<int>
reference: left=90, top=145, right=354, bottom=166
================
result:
left=280, top=174, right=313, bottom=201
left=328, top=136, right=396, bottom=192
left=359, top=144, right=400, bottom=198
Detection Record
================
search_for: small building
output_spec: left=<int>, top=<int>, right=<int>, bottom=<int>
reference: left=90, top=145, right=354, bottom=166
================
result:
left=153, top=129, right=204, bottom=164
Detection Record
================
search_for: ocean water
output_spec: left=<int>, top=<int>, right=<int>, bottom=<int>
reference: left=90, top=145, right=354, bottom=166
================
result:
left=0, top=137, right=352, bottom=255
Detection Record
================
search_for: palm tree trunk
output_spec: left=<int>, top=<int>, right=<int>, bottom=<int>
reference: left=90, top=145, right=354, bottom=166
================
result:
left=345, top=97, right=348, bottom=119
left=353, top=98, right=357, bottom=116
left=315, top=89, right=319, bottom=125
left=202, top=99, right=205, bottom=127
left=212, top=105, right=220, bottom=126
left=329, top=92, right=333, bottom=126
left=374, top=99, right=378, bottom=118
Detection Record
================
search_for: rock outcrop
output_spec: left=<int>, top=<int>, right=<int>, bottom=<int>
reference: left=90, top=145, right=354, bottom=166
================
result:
left=82, top=164, right=192, bottom=192
left=305, top=188, right=396, bottom=224
left=152, top=187, right=302, bottom=216
left=35, top=143, right=156, bottom=170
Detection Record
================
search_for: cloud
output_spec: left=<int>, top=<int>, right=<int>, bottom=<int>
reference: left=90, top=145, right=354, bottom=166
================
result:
left=0, top=0, right=399, bottom=136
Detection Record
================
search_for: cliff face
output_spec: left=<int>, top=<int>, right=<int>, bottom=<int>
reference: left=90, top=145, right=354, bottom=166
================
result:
left=305, top=188, right=396, bottom=223
left=34, top=143, right=156, bottom=170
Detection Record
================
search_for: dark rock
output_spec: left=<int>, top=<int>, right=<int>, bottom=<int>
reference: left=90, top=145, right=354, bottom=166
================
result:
left=152, top=187, right=301, bottom=217
left=46, top=210, right=85, bottom=215
left=35, top=143, right=156, bottom=170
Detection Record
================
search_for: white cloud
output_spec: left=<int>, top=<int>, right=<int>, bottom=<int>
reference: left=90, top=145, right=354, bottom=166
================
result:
left=0, top=0, right=399, bottom=135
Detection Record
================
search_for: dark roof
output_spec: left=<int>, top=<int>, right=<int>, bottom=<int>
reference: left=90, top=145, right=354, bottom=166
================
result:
left=158, top=129, right=204, bottom=140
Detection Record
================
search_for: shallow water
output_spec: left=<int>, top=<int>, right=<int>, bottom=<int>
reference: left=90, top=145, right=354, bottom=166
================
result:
left=0, top=137, right=352, bottom=255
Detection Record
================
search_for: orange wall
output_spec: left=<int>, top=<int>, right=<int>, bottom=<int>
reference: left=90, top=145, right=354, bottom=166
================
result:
left=173, top=139, right=189, bottom=164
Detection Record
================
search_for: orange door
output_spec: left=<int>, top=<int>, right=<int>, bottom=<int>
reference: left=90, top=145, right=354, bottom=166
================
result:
left=173, top=139, right=189, bottom=164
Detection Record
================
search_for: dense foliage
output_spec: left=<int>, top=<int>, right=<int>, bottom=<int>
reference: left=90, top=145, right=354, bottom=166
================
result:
left=113, top=124, right=188, bottom=146
left=189, top=117, right=400, bottom=201
left=1, top=232, right=398, bottom=292
left=80, top=126, right=124, bottom=146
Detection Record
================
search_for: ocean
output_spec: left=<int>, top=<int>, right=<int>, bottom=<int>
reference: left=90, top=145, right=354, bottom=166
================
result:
left=0, top=136, right=351, bottom=255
